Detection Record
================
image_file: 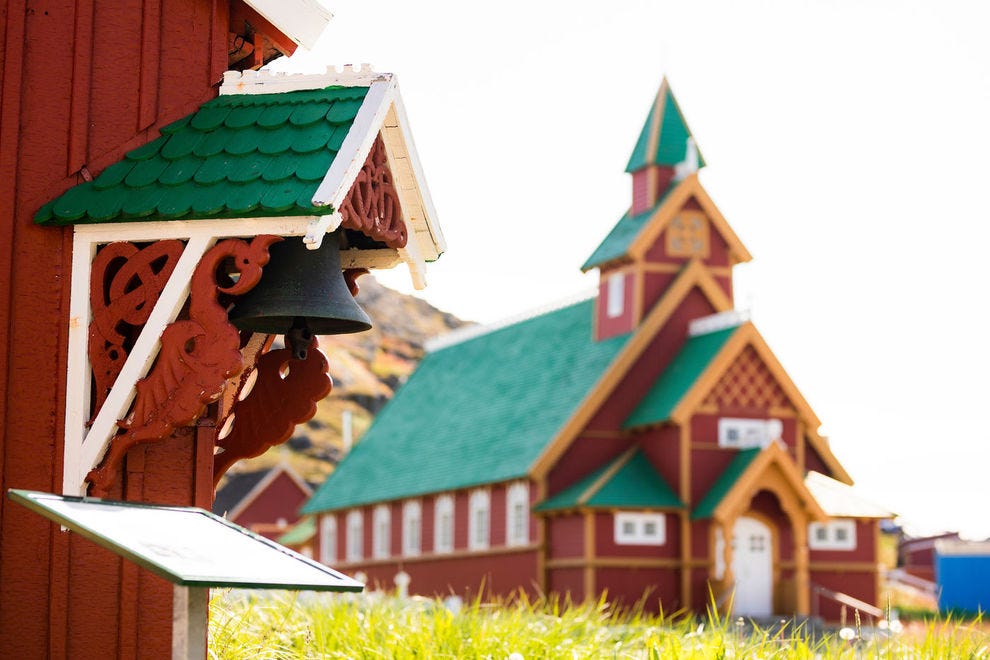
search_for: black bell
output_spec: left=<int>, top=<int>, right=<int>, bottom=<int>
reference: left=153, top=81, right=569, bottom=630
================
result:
left=228, top=232, right=372, bottom=359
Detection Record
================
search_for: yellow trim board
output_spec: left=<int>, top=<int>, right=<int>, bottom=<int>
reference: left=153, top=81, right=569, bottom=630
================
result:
left=627, top=173, right=753, bottom=266
left=530, top=260, right=732, bottom=478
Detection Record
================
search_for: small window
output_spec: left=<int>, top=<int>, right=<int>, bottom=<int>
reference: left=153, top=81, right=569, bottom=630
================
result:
left=403, top=500, right=422, bottom=556
left=718, top=418, right=783, bottom=449
left=372, top=505, right=390, bottom=559
left=808, top=520, right=857, bottom=551
left=434, top=495, right=454, bottom=554
left=506, top=482, right=530, bottom=546
left=346, top=510, right=363, bottom=562
left=614, top=512, right=666, bottom=546
left=606, top=273, right=625, bottom=318
left=469, top=489, right=490, bottom=550
left=319, top=515, right=336, bottom=565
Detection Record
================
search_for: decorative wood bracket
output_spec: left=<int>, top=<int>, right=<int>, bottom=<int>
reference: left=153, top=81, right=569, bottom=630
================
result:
left=85, top=235, right=280, bottom=497
left=339, top=135, right=407, bottom=248
left=213, top=337, right=332, bottom=485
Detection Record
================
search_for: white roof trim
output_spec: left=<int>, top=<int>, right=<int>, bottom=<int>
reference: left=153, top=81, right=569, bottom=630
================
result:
left=240, top=0, right=332, bottom=50
left=805, top=471, right=894, bottom=519
left=220, top=65, right=389, bottom=96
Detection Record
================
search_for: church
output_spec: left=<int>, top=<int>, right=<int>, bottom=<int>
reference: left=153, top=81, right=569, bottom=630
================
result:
left=303, top=79, right=891, bottom=620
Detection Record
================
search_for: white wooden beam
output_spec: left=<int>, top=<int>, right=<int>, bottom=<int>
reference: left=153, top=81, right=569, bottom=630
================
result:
left=240, top=0, right=331, bottom=49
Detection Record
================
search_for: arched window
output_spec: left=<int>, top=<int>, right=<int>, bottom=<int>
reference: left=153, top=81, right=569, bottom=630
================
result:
left=346, top=510, right=363, bottom=561
left=469, top=489, right=490, bottom=550
left=373, top=504, right=391, bottom=559
left=506, top=482, right=529, bottom=546
left=434, top=494, right=454, bottom=554
left=403, top=500, right=422, bottom=556
left=319, top=514, right=337, bottom=564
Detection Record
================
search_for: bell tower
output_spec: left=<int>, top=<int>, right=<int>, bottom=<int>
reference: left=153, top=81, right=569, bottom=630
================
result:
left=582, top=79, right=751, bottom=341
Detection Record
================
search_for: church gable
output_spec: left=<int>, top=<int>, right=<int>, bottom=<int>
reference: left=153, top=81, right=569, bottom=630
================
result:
left=700, top=344, right=793, bottom=417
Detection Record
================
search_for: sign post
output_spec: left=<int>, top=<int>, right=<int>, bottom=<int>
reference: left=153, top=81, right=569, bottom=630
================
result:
left=8, top=489, right=363, bottom=659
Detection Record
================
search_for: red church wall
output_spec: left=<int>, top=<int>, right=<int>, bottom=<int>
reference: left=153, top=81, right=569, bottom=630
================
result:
left=808, top=570, right=879, bottom=623
left=548, top=568, right=586, bottom=603
left=547, top=515, right=585, bottom=558
left=586, top=287, right=718, bottom=432
left=689, top=446, right=736, bottom=505
left=638, top=426, right=682, bottom=497
left=594, top=567, right=679, bottom=613
left=231, top=472, right=309, bottom=530
left=490, top=483, right=507, bottom=548
left=390, top=500, right=403, bottom=557
left=809, top=519, right=877, bottom=564
left=595, top=269, right=636, bottom=340
left=454, top=491, right=469, bottom=549
left=347, top=550, right=540, bottom=601
left=421, top=495, right=436, bottom=554
left=594, top=512, right=679, bottom=559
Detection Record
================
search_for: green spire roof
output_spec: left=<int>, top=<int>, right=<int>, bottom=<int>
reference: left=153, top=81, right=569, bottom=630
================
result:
left=581, top=185, right=678, bottom=271
left=623, top=325, right=737, bottom=430
left=691, top=448, right=761, bottom=519
left=625, top=80, right=704, bottom=173
left=535, top=449, right=683, bottom=512
left=303, top=299, right=633, bottom=513
left=35, top=85, right=369, bottom=225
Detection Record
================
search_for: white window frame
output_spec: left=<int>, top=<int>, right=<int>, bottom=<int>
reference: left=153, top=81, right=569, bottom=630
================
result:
left=606, top=272, right=625, bottom=318
left=346, top=510, right=363, bottom=562
left=614, top=512, right=666, bottom=546
left=468, top=489, right=490, bottom=551
left=402, top=500, right=422, bottom=557
left=373, top=504, right=391, bottom=559
left=434, top=494, right=454, bottom=554
left=319, top=514, right=337, bottom=565
left=808, top=519, right=857, bottom=551
left=506, top=482, right=530, bottom=546
left=717, top=417, right=783, bottom=449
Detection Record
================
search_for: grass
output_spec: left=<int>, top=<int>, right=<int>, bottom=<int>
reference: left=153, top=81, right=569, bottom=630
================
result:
left=209, top=590, right=990, bottom=659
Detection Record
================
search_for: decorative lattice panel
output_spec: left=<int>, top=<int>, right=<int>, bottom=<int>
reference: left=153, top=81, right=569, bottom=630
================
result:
left=702, top=346, right=790, bottom=410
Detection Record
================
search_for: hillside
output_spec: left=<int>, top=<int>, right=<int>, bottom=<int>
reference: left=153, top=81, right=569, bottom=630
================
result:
left=228, top=275, right=470, bottom=482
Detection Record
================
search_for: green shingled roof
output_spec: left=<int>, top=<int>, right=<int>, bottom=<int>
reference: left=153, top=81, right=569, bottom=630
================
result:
left=277, top=516, right=315, bottom=546
left=625, top=84, right=704, bottom=173
left=581, top=186, right=677, bottom=271
left=691, top=448, right=761, bottom=519
left=623, top=325, right=737, bottom=430
left=303, top=299, right=633, bottom=513
left=535, top=449, right=682, bottom=512
left=35, top=85, right=369, bottom=225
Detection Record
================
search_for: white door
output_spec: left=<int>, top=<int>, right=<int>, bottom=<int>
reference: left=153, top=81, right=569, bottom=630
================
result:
left=731, top=516, right=773, bottom=617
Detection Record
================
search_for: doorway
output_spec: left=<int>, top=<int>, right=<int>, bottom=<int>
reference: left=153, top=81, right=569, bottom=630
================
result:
left=731, top=516, right=773, bottom=617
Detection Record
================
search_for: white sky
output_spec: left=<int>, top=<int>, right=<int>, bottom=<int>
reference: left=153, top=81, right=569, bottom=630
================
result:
left=278, top=1, right=990, bottom=539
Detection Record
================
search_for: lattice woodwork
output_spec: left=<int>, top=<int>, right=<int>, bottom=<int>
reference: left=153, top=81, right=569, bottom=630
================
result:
left=702, top=346, right=791, bottom=411
left=666, top=210, right=709, bottom=258
left=88, top=240, right=184, bottom=418
left=86, top=235, right=280, bottom=497
left=339, top=134, right=407, bottom=248
left=213, top=338, right=332, bottom=485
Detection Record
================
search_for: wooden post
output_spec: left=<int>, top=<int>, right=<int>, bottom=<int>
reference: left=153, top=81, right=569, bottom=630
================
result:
left=172, top=586, right=208, bottom=660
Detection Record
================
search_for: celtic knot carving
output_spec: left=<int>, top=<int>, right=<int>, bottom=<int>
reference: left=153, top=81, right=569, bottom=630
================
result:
left=88, top=240, right=184, bottom=418
left=339, top=135, right=407, bottom=248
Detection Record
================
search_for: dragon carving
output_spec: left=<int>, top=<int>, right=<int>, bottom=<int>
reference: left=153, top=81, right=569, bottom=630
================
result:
left=86, top=235, right=281, bottom=498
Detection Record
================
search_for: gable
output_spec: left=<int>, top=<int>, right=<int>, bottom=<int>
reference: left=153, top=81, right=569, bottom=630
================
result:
left=582, top=175, right=751, bottom=272
left=701, top=345, right=792, bottom=414
left=304, top=298, right=633, bottom=513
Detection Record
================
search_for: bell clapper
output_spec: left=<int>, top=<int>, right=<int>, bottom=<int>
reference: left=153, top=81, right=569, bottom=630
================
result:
left=286, top=317, right=313, bottom=360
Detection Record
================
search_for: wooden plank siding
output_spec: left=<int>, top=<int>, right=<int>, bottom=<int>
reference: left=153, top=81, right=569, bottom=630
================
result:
left=0, top=1, right=232, bottom=656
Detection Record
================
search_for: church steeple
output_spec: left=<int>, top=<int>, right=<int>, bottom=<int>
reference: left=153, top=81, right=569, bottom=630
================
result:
left=626, top=78, right=704, bottom=214
left=583, top=79, right=751, bottom=342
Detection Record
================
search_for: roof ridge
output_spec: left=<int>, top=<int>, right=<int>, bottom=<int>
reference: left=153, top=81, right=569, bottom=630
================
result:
left=425, top=287, right=597, bottom=352
left=221, top=65, right=390, bottom=96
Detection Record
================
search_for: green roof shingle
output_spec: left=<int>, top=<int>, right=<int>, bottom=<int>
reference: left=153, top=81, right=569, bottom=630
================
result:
left=623, top=325, right=737, bottom=430
left=35, top=86, right=369, bottom=226
left=303, top=299, right=633, bottom=513
left=692, top=448, right=761, bottom=519
left=535, top=449, right=683, bottom=512
left=581, top=186, right=677, bottom=271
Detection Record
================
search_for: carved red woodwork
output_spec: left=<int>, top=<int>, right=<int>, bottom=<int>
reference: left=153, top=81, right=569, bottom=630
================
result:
left=213, top=338, right=332, bottom=485
left=86, top=235, right=281, bottom=497
left=88, top=240, right=184, bottom=417
left=339, top=135, right=407, bottom=248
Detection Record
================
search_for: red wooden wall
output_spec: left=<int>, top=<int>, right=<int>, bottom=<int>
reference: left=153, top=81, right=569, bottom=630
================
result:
left=0, top=1, right=236, bottom=657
